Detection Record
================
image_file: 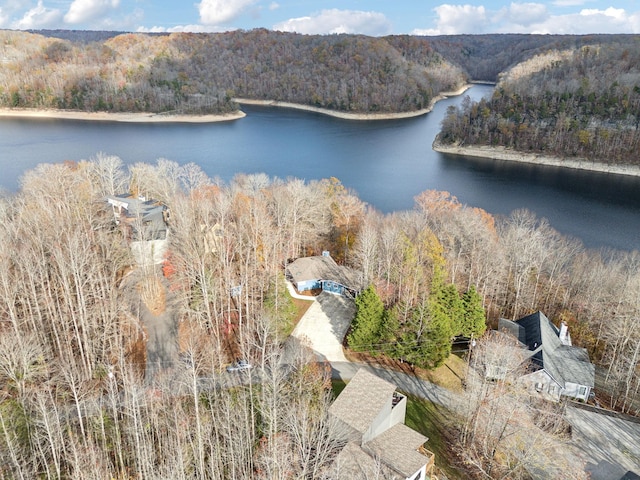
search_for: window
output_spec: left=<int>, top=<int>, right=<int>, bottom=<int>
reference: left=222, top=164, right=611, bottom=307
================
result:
left=578, top=386, right=587, bottom=397
left=411, top=471, right=423, bottom=480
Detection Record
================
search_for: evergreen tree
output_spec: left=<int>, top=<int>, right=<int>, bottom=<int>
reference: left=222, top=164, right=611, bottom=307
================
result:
left=347, top=285, right=384, bottom=352
left=379, top=305, right=401, bottom=358
left=423, top=283, right=456, bottom=368
left=392, top=296, right=455, bottom=369
left=394, top=230, right=455, bottom=369
left=461, top=285, right=487, bottom=339
left=442, top=283, right=465, bottom=336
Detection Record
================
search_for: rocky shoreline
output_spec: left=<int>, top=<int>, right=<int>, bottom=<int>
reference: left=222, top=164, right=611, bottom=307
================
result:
left=0, top=108, right=246, bottom=123
left=433, top=141, right=640, bottom=178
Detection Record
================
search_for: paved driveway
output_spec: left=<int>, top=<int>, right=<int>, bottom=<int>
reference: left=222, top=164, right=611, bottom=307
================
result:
left=290, top=291, right=355, bottom=362
left=566, top=404, right=640, bottom=479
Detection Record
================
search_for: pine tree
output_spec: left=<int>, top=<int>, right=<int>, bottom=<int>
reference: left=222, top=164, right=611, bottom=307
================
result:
left=347, top=285, right=384, bottom=352
left=462, top=285, right=487, bottom=339
left=379, top=305, right=401, bottom=358
left=423, top=284, right=456, bottom=368
left=442, top=283, right=465, bottom=336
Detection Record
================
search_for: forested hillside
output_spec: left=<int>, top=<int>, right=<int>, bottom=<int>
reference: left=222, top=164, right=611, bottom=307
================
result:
left=1, top=157, right=639, bottom=478
left=426, top=33, right=633, bottom=81
left=0, top=29, right=466, bottom=115
left=437, top=40, right=640, bottom=165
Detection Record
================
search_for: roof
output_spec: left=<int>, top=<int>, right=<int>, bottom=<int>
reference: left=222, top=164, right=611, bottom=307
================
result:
left=620, top=471, right=640, bottom=480
left=334, top=442, right=400, bottom=480
left=107, top=194, right=168, bottom=240
left=498, top=317, right=526, bottom=344
left=502, top=312, right=595, bottom=388
left=329, top=369, right=397, bottom=435
left=365, top=423, right=431, bottom=478
left=286, top=255, right=364, bottom=291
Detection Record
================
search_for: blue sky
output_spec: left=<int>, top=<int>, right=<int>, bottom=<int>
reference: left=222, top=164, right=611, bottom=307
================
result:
left=1, top=0, right=639, bottom=34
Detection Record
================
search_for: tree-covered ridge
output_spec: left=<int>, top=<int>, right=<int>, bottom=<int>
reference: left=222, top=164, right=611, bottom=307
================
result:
left=426, top=33, right=636, bottom=82
left=438, top=41, right=640, bottom=165
left=0, top=29, right=467, bottom=115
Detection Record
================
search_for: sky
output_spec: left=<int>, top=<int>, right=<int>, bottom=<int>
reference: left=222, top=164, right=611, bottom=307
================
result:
left=0, top=0, right=639, bottom=35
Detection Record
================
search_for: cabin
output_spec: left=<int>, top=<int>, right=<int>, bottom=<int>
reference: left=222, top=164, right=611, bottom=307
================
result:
left=330, top=369, right=435, bottom=480
left=106, top=194, right=169, bottom=265
left=285, top=253, right=364, bottom=298
left=499, top=311, right=595, bottom=402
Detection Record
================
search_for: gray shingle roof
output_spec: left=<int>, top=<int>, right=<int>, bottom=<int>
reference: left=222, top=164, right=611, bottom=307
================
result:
left=286, top=255, right=364, bottom=291
left=107, top=194, right=168, bottom=240
left=365, top=423, right=430, bottom=478
left=501, top=312, right=595, bottom=388
left=329, top=369, right=397, bottom=435
left=334, top=442, right=400, bottom=480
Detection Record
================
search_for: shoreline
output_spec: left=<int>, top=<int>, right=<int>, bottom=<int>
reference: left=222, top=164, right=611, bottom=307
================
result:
left=0, top=85, right=473, bottom=123
left=233, top=84, right=472, bottom=120
left=433, top=142, right=640, bottom=178
left=0, top=108, right=246, bottom=123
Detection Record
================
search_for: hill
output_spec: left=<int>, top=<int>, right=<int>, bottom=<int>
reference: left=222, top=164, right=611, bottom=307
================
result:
left=437, top=38, right=640, bottom=166
left=0, top=29, right=466, bottom=115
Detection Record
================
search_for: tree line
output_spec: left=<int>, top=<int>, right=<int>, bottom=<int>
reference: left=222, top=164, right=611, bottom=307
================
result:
left=1, top=158, right=639, bottom=478
left=0, top=29, right=466, bottom=115
left=438, top=41, right=640, bottom=165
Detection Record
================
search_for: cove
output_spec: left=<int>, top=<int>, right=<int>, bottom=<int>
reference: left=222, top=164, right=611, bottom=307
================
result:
left=0, top=84, right=639, bottom=252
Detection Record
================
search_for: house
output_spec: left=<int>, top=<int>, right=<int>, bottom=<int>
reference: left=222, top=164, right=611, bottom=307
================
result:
left=285, top=253, right=364, bottom=298
left=106, top=194, right=169, bottom=265
left=330, top=369, right=435, bottom=480
left=107, top=194, right=169, bottom=241
left=498, top=311, right=595, bottom=401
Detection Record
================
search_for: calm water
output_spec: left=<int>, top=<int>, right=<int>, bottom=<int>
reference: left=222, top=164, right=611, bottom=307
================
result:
left=1, top=85, right=639, bottom=251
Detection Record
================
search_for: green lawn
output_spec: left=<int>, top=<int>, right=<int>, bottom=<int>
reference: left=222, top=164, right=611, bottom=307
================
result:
left=404, top=394, right=467, bottom=479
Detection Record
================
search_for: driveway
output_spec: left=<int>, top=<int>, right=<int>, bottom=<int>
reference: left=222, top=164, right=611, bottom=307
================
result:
left=566, top=403, right=640, bottom=479
left=288, top=286, right=461, bottom=409
left=290, top=290, right=355, bottom=363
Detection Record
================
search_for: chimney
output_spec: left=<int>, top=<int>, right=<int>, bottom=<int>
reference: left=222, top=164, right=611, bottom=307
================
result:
left=559, top=322, right=572, bottom=346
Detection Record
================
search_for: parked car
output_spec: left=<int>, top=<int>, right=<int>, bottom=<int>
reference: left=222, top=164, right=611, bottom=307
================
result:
left=226, top=360, right=252, bottom=372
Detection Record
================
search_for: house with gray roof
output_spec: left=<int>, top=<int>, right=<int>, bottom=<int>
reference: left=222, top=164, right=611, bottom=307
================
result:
left=286, top=253, right=364, bottom=298
left=498, top=311, right=595, bottom=401
left=330, top=369, right=435, bottom=480
left=106, top=194, right=169, bottom=265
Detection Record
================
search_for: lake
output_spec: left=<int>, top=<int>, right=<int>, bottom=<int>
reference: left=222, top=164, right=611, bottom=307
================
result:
left=1, top=84, right=639, bottom=251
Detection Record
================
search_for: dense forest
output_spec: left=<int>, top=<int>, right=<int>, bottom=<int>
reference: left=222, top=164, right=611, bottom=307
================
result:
left=1, top=157, right=639, bottom=478
left=0, top=29, right=465, bottom=114
left=438, top=39, right=640, bottom=165
left=425, top=33, right=635, bottom=81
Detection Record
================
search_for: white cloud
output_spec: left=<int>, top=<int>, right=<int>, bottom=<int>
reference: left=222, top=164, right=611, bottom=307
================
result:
left=64, top=0, right=120, bottom=25
left=505, top=2, right=548, bottom=27
left=413, top=4, right=487, bottom=35
left=269, top=2, right=279, bottom=11
left=531, top=7, right=637, bottom=33
left=414, top=2, right=640, bottom=35
left=0, top=9, right=8, bottom=28
left=552, top=0, right=591, bottom=6
left=12, top=1, right=63, bottom=29
left=137, top=24, right=224, bottom=33
left=274, top=9, right=391, bottom=35
left=197, top=0, right=256, bottom=25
